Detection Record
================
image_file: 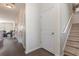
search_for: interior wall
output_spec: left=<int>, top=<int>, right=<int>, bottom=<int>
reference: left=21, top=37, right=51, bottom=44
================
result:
left=15, top=4, right=26, bottom=48
left=26, top=3, right=41, bottom=54
left=40, top=3, right=61, bottom=55
left=60, top=3, right=73, bottom=32
left=26, top=3, right=73, bottom=55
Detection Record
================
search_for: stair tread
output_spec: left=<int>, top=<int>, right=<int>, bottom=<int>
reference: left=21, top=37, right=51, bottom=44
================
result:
left=69, top=34, right=79, bottom=36
left=68, top=36, right=79, bottom=39
left=64, top=51, right=75, bottom=56
left=71, top=28, right=79, bottom=29
left=64, top=46, right=79, bottom=56
left=66, top=41, right=79, bottom=49
left=70, top=32, right=79, bottom=34
left=68, top=38, right=79, bottom=41
left=70, top=29, right=79, bottom=32
left=70, top=32, right=79, bottom=33
left=69, top=35, right=79, bottom=37
left=64, top=24, right=79, bottom=56
left=71, top=29, right=79, bottom=31
left=71, top=26, right=79, bottom=27
left=70, top=33, right=79, bottom=35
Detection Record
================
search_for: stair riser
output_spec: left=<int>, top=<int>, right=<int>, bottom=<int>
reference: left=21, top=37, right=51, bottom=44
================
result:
left=68, top=40, right=79, bottom=42
left=66, top=45, right=79, bottom=49
left=64, top=46, right=79, bottom=56
left=64, top=51, right=77, bottom=56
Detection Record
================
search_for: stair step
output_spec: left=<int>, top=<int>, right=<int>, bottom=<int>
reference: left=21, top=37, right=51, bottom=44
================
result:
left=71, top=26, right=79, bottom=28
left=64, top=51, right=75, bottom=56
left=70, top=33, right=79, bottom=36
left=70, top=27, right=79, bottom=31
left=70, top=31, right=79, bottom=34
left=70, top=31, right=79, bottom=33
left=69, top=35, right=79, bottom=37
left=64, top=46, right=79, bottom=56
left=66, top=41, right=79, bottom=49
left=71, top=25, right=79, bottom=28
left=72, top=23, right=79, bottom=25
left=72, top=26, right=79, bottom=28
left=69, top=35, right=79, bottom=39
left=68, top=36, right=79, bottom=39
left=64, top=24, right=79, bottom=56
left=71, top=29, right=79, bottom=31
left=68, top=37, right=79, bottom=42
left=70, top=32, right=79, bottom=34
left=68, top=39, right=79, bottom=42
left=71, top=27, right=79, bottom=29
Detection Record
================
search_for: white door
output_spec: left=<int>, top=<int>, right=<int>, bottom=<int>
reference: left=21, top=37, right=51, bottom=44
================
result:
left=41, top=4, right=58, bottom=54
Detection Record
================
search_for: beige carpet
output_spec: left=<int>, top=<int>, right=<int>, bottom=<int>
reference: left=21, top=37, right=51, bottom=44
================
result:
left=64, top=23, right=79, bottom=56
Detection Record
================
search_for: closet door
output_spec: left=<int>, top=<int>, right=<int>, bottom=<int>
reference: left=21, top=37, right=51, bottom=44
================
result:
left=41, top=4, right=58, bottom=55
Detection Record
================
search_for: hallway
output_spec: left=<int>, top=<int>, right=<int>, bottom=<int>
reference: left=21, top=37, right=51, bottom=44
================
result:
left=0, top=38, right=25, bottom=56
left=0, top=3, right=26, bottom=56
left=64, top=12, right=79, bottom=56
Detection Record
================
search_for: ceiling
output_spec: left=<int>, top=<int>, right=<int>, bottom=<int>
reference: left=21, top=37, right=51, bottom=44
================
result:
left=0, top=3, right=25, bottom=22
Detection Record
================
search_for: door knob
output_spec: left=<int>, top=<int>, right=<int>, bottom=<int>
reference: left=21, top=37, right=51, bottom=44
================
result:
left=51, top=32, right=54, bottom=35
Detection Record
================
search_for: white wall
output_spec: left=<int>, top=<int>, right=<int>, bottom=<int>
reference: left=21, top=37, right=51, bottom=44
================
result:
left=26, top=3, right=73, bottom=55
left=26, top=3, right=41, bottom=54
left=60, top=4, right=72, bottom=32
left=40, top=3, right=61, bottom=55
left=16, top=5, right=26, bottom=48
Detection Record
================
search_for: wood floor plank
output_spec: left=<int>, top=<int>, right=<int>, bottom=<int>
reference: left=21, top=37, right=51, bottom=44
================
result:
left=26, top=48, right=54, bottom=56
left=0, top=39, right=25, bottom=56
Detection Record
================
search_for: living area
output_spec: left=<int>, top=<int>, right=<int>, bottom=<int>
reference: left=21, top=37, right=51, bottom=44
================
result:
left=0, top=3, right=26, bottom=56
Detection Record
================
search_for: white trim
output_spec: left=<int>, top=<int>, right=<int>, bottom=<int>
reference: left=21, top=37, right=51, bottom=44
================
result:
left=62, top=24, right=72, bottom=55
left=63, top=13, right=73, bottom=33
left=25, top=47, right=40, bottom=54
left=61, top=13, right=73, bottom=56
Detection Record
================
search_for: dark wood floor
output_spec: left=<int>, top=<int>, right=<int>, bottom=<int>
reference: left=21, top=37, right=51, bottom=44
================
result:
left=26, top=48, right=54, bottom=56
left=0, top=38, right=54, bottom=56
left=0, top=38, right=25, bottom=56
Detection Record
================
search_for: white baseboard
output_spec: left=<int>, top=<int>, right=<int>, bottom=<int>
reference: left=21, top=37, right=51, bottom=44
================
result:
left=25, top=47, right=40, bottom=54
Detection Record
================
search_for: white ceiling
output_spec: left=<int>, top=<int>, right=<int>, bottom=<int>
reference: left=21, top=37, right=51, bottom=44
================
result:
left=0, top=3, right=25, bottom=22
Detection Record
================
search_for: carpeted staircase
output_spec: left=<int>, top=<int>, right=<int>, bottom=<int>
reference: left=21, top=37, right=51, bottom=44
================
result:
left=64, top=23, right=79, bottom=56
